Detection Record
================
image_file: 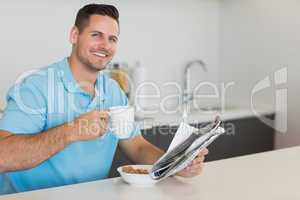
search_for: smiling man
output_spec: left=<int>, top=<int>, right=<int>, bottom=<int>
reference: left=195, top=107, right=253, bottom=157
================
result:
left=0, top=4, right=208, bottom=195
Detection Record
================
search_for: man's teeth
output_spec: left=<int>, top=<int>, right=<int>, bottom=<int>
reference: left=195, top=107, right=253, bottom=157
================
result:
left=93, top=52, right=107, bottom=57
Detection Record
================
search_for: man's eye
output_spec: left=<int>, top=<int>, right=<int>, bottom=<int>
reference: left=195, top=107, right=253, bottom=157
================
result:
left=91, top=33, right=99, bottom=37
left=110, top=38, right=118, bottom=43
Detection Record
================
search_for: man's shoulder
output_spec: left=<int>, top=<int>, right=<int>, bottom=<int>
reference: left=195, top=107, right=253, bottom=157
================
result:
left=15, top=59, right=64, bottom=87
left=7, top=58, right=65, bottom=97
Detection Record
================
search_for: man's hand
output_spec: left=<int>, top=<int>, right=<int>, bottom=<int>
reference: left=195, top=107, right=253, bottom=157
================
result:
left=176, top=148, right=209, bottom=178
left=68, top=110, right=109, bottom=142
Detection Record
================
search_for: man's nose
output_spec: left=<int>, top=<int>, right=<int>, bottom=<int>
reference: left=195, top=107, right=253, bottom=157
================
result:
left=98, top=37, right=111, bottom=50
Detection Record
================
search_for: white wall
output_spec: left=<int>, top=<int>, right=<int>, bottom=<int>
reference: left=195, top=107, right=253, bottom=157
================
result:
left=219, top=0, right=300, bottom=148
left=0, top=0, right=220, bottom=111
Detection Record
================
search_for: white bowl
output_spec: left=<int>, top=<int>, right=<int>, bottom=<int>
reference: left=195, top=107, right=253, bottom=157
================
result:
left=117, top=165, right=158, bottom=187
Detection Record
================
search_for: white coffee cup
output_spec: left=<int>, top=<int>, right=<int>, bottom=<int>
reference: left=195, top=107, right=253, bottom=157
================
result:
left=109, top=106, right=135, bottom=139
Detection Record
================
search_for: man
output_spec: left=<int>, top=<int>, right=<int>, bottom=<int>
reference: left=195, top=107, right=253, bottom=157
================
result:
left=0, top=4, right=208, bottom=194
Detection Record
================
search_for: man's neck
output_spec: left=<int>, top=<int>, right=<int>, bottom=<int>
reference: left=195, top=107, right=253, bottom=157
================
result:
left=68, top=55, right=98, bottom=97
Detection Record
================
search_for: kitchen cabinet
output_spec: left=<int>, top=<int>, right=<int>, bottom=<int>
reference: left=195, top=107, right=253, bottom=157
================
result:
left=109, top=114, right=275, bottom=177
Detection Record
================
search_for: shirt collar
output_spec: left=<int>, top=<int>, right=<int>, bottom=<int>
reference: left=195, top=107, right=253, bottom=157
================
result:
left=58, top=57, right=106, bottom=101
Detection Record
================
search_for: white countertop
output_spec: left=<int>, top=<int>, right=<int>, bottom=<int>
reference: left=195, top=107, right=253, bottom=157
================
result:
left=2, top=146, right=299, bottom=200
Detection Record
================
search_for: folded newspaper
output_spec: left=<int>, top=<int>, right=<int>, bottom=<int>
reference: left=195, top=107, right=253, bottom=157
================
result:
left=150, top=116, right=225, bottom=181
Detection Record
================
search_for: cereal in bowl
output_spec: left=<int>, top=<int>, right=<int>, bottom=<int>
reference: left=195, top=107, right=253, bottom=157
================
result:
left=122, top=166, right=149, bottom=174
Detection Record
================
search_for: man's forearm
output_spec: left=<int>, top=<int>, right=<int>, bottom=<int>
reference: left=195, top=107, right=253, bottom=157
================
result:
left=0, top=123, right=74, bottom=173
left=134, top=142, right=165, bottom=165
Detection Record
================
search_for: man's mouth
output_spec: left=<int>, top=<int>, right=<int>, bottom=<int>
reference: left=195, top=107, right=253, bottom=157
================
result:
left=92, top=52, right=109, bottom=58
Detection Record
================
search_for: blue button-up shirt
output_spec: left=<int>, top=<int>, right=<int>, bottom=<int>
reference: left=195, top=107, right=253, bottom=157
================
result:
left=0, top=58, right=139, bottom=194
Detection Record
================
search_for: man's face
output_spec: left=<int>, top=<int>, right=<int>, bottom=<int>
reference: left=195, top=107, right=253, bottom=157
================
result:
left=71, top=15, right=119, bottom=71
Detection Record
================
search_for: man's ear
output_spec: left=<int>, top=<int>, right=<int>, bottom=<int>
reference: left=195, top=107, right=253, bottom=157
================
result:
left=69, top=26, right=79, bottom=44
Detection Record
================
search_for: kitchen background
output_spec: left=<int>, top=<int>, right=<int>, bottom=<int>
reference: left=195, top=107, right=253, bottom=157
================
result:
left=0, top=0, right=299, bottom=150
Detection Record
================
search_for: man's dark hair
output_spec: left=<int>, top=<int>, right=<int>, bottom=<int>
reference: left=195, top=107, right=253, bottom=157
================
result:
left=75, top=4, right=119, bottom=33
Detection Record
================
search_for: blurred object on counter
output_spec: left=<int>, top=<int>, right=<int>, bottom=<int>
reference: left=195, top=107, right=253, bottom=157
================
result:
left=110, top=63, right=130, bottom=97
left=132, top=61, right=149, bottom=113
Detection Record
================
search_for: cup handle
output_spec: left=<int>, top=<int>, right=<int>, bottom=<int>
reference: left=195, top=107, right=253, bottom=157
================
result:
left=107, top=113, right=115, bottom=133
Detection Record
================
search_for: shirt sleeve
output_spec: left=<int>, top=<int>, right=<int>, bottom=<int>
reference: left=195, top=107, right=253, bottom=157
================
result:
left=0, top=174, right=15, bottom=195
left=0, top=79, right=47, bottom=134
